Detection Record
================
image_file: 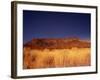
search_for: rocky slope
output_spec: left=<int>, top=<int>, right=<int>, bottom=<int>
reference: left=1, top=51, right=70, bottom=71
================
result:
left=24, top=37, right=90, bottom=49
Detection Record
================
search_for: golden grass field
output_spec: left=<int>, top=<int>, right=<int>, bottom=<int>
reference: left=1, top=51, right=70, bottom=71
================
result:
left=23, top=47, right=91, bottom=69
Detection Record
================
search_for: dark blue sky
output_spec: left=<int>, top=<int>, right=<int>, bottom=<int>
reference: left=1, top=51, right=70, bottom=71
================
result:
left=23, top=10, right=91, bottom=44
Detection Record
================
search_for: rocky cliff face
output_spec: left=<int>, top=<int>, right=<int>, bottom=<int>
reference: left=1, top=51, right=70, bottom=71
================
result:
left=24, top=38, right=90, bottom=49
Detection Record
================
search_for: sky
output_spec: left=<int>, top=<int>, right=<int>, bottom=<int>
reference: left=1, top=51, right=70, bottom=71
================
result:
left=23, top=10, right=91, bottom=44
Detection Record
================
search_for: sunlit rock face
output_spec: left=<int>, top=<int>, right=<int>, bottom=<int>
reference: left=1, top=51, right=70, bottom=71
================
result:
left=23, top=38, right=91, bottom=69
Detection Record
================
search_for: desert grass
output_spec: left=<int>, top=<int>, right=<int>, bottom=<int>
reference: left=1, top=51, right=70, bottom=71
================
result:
left=23, top=47, right=90, bottom=69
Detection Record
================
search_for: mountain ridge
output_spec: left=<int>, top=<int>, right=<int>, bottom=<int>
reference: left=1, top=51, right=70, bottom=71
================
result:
left=24, top=37, right=90, bottom=49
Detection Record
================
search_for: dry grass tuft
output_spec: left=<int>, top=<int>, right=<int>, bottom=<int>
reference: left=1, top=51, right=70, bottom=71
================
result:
left=23, top=47, right=90, bottom=69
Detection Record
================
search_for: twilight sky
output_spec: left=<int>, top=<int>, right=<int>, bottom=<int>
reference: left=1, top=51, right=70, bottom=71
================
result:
left=23, top=10, right=91, bottom=44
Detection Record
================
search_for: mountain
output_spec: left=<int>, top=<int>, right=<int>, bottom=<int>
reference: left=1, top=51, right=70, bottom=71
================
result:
left=24, top=37, right=90, bottom=49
